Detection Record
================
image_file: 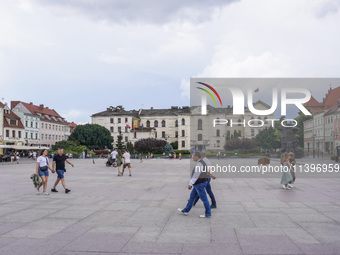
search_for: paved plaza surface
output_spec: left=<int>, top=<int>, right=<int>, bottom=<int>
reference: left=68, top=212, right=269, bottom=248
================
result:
left=0, top=157, right=340, bottom=255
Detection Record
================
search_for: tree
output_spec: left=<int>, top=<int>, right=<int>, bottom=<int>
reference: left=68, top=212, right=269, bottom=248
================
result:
left=295, top=110, right=312, bottom=147
left=69, top=124, right=113, bottom=150
left=116, top=131, right=125, bottom=151
left=52, top=140, right=78, bottom=151
left=255, top=127, right=280, bottom=151
left=163, top=143, right=174, bottom=155
left=170, top=141, right=178, bottom=150
left=126, top=141, right=134, bottom=154
left=134, top=138, right=167, bottom=153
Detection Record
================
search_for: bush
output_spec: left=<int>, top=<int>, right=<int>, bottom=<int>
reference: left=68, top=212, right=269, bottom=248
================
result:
left=173, top=149, right=190, bottom=154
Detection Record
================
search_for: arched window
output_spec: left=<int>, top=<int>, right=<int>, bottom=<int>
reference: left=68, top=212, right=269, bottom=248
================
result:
left=146, top=120, right=150, bottom=128
left=198, top=119, right=203, bottom=130
left=198, top=134, right=202, bottom=141
left=162, top=120, right=166, bottom=127
left=182, top=118, right=185, bottom=125
left=154, top=120, right=158, bottom=127
left=258, top=117, right=261, bottom=124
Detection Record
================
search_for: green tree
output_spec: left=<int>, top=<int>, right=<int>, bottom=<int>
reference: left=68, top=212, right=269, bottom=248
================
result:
left=170, top=141, right=178, bottom=150
left=163, top=143, right=174, bottom=155
left=255, top=127, right=280, bottom=151
left=69, top=124, right=113, bottom=150
left=116, top=131, right=125, bottom=151
left=52, top=140, right=78, bottom=151
left=134, top=138, right=167, bottom=153
left=126, top=141, right=134, bottom=154
left=295, top=110, right=312, bottom=147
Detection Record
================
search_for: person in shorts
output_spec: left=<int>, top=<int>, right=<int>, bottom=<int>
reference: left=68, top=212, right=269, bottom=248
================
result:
left=51, top=148, right=74, bottom=194
left=111, top=149, right=118, bottom=166
left=122, top=149, right=132, bottom=176
left=35, top=149, right=54, bottom=195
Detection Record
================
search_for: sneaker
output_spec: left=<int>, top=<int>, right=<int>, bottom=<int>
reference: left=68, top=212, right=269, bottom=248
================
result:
left=36, top=191, right=41, bottom=195
left=211, top=205, right=217, bottom=209
left=129, top=174, right=132, bottom=177
left=51, top=188, right=58, bottom=192
left=178, top=208, right=188, bottom=215
left=65, top=189, right=71, bottom=194
left=199, top=215, right=211, bottom=218
left=288, top=184, right=294, bottom=188
left=282, top=185, right=287, bottom=190
left=43, top=192, right=49, bottom=195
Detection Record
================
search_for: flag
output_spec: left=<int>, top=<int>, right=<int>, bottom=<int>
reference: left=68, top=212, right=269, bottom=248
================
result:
left=254, top=88, right=259, bottom=93
left=126, top=122, right=131, bottom=129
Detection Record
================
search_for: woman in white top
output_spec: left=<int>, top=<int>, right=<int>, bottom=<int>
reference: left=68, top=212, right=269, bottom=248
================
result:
left=35, top=150, right=54, bottom=195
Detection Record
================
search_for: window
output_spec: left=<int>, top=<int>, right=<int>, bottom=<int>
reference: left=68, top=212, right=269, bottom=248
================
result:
left=182, top=141, right=185, bottom=148
left=162, top=131, right=165, bottom=138
left=198, top=119, right=202, bottom=130
left=162, top=120, right=166, bottom=127
left=264, top=117, right=268, bottom=124
left=238, top=130, right=241, bottom=137
left=182, top=118, right=185, bottom=125
left=154, top=120, right=158, bottom=127
left=45, top=134, right=48, bottom=139
left=155, top=132, right=157, bottom=138
left=175, top=120, right=178, bottom=127
left=52, top=135, right=55, bottom=140
left=182, top=130, right=185, bottom=137
left=118, top=118, right=121, bottom=123
left=10, top=119, right=17, bottom=125
left=49, top=124, right=51, bottom=129
left=146, top=120, right=150, bottom=127
left=125, top=136, right=128, bottom=142
left=6, top=130, right=9, bottom=137
left=258, top=117, right=262, bottom=124
left=25, top=132, right=28, bottom=138
left=227, top=119, right=230, bottom=126
left=35, top=133, right=37, bottom=139
left=36, top=123, right=38, bottom=128
left=175, top=131, right=178, bottom=138
left=251, top=129, right=255, bottom=136
left=49, top=135, right=51, bottom=140
left=216, top=130, right=220, bottom=137
left=238, top=119, right=242, bottom=126
left=12, top=130, right=15, bottom=138
left=125, top=118, right=128, bottom=123
left=125, top=126, right=128, bottom=133
left=216, top=140, right=220, bottom=148
left=198, top=134, right=202, bottom=141
left=31, top=121, right=33, bottom=127
left=110, top=127, right=114, bottom=133
left=25, top=121, right=28, bottom=127
left=31, top=133, right=33, bottom=139
left=118, top=127, right=121, bottom=133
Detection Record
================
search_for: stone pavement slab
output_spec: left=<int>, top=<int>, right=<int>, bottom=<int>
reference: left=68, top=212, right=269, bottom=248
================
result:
left=0, top=158, right=340, bottom=254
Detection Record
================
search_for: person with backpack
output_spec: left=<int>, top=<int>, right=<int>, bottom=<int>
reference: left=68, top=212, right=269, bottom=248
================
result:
left=35, top=149, right=54, bottom=195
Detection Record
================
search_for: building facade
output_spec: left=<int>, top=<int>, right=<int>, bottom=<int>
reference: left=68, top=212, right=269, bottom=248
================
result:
left=1, top=103, right=25, bottom=147
left=92, top=101, right=274, bottom=152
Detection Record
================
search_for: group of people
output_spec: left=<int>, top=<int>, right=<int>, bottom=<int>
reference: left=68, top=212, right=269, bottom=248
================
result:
left=34, top=148, right=74, bottom=195
left=110, top=149, right=132, bottom=177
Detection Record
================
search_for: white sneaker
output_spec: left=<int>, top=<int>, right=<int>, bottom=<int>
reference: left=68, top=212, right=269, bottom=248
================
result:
left=282, top=185, right=287, bottom=190
left=199, top=215, right=211, bottom=218
left=36, top=191, right=41, bottom=195
left=43, top=192, right=49, bottom=195
left=178, top=208, right=188, bottom=215
left=288, top=184, right=294, bottom=188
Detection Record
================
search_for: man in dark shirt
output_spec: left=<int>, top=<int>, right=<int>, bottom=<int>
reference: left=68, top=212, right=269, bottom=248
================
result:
left=51, top=148, right=74, bottom=193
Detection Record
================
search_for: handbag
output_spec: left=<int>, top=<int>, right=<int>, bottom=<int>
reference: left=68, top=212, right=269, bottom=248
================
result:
left=40, top=158, right=48, bottom=171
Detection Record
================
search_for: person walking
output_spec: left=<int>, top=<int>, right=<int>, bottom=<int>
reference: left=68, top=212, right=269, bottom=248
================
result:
left=10, top=151, right=15, bottom=164
left=111, top=149, right=118, bottom=167
left=51, top=148, right=74, bottom=194
left=122, top=149, right=132, bottom=176
left=116, top=150, right=123, bottom=176
left=281, top=152, right=294, bottom=190
left=193, top=151, right=217, bottom=208
left=178, top=151, right=211, bottom=218
left=16, top=152, right=20, bottom=164
left=289, top=153, right=296, bottom=188
left=35, top=149, right=54, bottom=195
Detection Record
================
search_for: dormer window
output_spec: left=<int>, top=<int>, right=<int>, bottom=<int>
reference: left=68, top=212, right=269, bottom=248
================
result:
left=10, top=119, right=17, bottom=125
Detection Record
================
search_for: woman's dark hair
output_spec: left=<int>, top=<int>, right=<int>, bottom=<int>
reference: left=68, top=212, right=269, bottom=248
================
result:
left=40, top=150, right=47, bottom=156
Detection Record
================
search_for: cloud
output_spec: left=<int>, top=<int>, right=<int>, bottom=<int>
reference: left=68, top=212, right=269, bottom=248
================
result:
left=31, top=0, right=238, bottom=24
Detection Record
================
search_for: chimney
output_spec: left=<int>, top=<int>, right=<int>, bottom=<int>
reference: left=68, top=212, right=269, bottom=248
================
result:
left=39, top=104, right=44, bottom=109
left=30, top=102, right=33, bottom=105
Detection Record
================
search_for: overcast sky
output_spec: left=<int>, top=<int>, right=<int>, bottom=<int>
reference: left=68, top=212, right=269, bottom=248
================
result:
left=1, top=0, right=340, bottom=124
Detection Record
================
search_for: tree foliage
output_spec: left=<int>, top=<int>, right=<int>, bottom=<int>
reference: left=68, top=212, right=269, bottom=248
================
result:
left=69, top=124, right=113, bottom=150
left=134, top=138, right=167, bottom=153
left=116, top=131, right=125, bottom=151
left=126, top=141, right=134, bottom=154
left=170, top=141, right=178, bottom=150
left=224, top=138, right=255, bottom=151
left=255, top=127, right=281, bottom=151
